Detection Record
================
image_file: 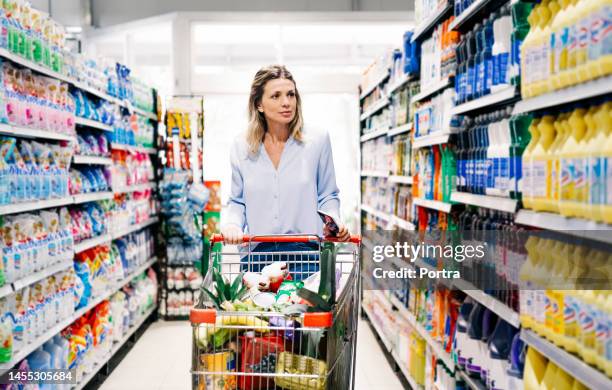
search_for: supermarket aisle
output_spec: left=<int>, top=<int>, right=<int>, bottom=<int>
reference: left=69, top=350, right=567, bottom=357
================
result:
left=99, top=319, right=405, bottom=390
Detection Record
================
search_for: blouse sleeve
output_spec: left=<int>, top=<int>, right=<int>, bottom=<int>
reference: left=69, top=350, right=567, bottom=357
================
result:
left=225, top=140, right=247, bottom=230
left=316, top=132, right=341, bottom=220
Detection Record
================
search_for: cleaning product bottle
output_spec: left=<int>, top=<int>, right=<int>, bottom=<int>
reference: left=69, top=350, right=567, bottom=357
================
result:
left=523, top=347, right=548, bottom=389
left=531, top=113, right=556, bottom=211
left=575, top=0, right=595, bottom=83
left=27, top=347, right=52, bottom=390
left=594, top=290, right=609, bottom=372
left=559, top=106, right=588, bottom=216
left=532, top=0, right=554, bottom=97
left=553, top=365, right=575, bottom=390
left=540, top=360, right=559, bottom=390
left=549, top=111, right=569, bottom=212
left=604, top=102, right=612, bottom=223
left=509, top=112, right=531, bottom=200
left=588, top=101, right=611, bottom=221
left=566, top=0, right=584, bottom=86
left=577, top=289, right=598, bottom=364
left=521, top=1, right=544, bottom=97
left=605, top=292, right=612, bottom=377
left=538, top=0, right=561, bottom=96
left=520, top=236, right=541, bottom=329
left=551, top=0, right=571, bottom=89
left=572, top=379, right=590, bottom=390
left=512, top=1, right=534, bottom=87
left=487, top=320, right=519, bottom=390
left=575, top=105, right=599, bottom=218
left=587, top=0, right=612, bottom=79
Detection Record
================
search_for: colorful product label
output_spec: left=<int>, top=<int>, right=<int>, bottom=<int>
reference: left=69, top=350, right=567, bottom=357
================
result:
left=560, top=159, right=573, bottom=200
left=532, top=160, right=547, bottom=197
left=589, top=156, right=604, bottom=205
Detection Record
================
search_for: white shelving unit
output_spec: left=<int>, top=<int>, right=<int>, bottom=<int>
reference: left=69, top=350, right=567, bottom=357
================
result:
left=360, top=170, right=389, bottom=178
left=513, top=76, right=612, bottom=114
left=412, top=77, right=452, bottom=103
left=521, top=330, right=612, bottom=390
left=360, top=71, right=391, bottom=99
left=74, top=234, right=112, bottom=254
left=413, top=197, right=454, bottom=213
left=360, top=97, right=390, bottom=121
left=457, top=370, right=487, bottom=390
left=453, top=279, right=520, bottom=327
left=388, top=175, right=413, bottom=184
left=0, top=197, right=74, bottom=216
left=75, top=117, right=113, bottom=132
left=362, top=304, right=394, bottom=353
left=0, top=48, right=74, bottom=83
left=449, top=0, right=492, bottom=31
left=0, top=257, right=158, bottom=376
left=515, top=210, right=612, bottom=245
left=111, top=217, right=160, bottom=240
left=392, top=215, right=416, bottom=231
left=411, top=3, right=454, bottom=42
left=412, top=132, right=453, bottom=149
left=73, top=191, right=114, bottom=204
left=0, top=123, right=76, bottom=142
left=360, top=127, right=389, bottom=142
left=12, top=260, right=74, bottom=292
left=450, top=192, right=519, bottom=213
left=387, top=122, right=412, bottom=137
left=361, top=204, right=391, bottom=222
left=451, top=86, right=517, bottom=116
left=387, top=73, right=413, bottom=95
left=0, top=285, right=13, bottom=299
left=72, top=155, right=113, bottom=165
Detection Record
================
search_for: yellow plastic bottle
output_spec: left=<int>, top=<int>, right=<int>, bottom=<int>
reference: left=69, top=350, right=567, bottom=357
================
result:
left=540, top=0, right=562, bottom=95
left=606, top=292, right=612, bottom=377
left=575, top=105, right=598, bottom=218
left=577, top=289, right=598, bottom=364
left=540, top=360, right=559, bottom=390
left=572, top=379, right=589, bottom=390
left=554, top=365, right=575, bottom=390
left=523, top=117, right=542, bottom=209
left=559, top=106, right=587, bottom=216
left=520, top=236, right=542, bottom=329
left=588, top=102, right=612, bottom=221
left=532, top=0, right=554, bottom=97
left=549, top=112, right=569, bottom=212
left=534, top=238, right=556, bottom=337
left=521, top=2, right=544, bottom=98
left=587, top=0, right=612, bottom=79
left=575, top=0, right=594, bottom=82
left=604, top=104, right=612, bottom=223
left=556, top=0, right=579, bottom=88
left=594, top=291, right=609, bottom=371
left=560, top=244, right=589, bottom=353
left=523, top=347, right=548, bottom=390
left=566, top=0, right=583, bottom=86
left=532, top=114, right=557, bottom=211
left=550, top=0, right=571, bottom=90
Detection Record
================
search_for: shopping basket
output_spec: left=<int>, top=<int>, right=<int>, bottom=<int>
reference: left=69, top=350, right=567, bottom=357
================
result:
left=190, top=234, right=361, bottom=390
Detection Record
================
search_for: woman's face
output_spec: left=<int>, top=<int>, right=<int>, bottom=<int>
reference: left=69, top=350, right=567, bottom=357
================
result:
left=258, top=78, right=297, bottom=126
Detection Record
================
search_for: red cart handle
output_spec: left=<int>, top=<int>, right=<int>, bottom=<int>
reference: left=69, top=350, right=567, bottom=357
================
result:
left=210, top=234, right=361, bottom=245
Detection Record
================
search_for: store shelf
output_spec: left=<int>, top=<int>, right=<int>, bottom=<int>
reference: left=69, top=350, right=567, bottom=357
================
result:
left=449, top=0, right=511, bottom=32
left=110, top=143, right=157, bottom=154
left=0, top=197, right=74, bottom=216
left=412, top=132, right=453, bottom=149
left=387, top=122, right=412, bottom=137
left=0, top=48, right=74, bottom=84
left=113, top=182, right=156, bottom=194
left=388, top=73, right=413, bottom=95
left=388, top=175, right=413, bottom=184
left=452, top=279, right=520, bottom=327
left=360, top=127, right=389, bottom=142
left=132, top=107, right=158, bottom=121
left=111, top=217, right=159, bottom=240
left=513, top=76, right=612, bottom=114
left=0, top=285, right=13, bottom=299
left=360, top=170, right=389, bottom=178
left=360, top=97, right=390, bottom=121
left=391, top=215, right=416, bottom=231
left=73, top=82, right=118, bottom=105
left=521, top=330, right=612, bottom=390
left=361, top=204, right=392, bottom=222
left=413, top=197, right=454, bottom=213
left=362, top=304, right=394, bottom=353
left=73, top=191, right=114, bottom=204
left=75, top=117, right=113, bottom=132
left=72, top=155, right=113, bottom=165
left=450, top=192, right=518, bottom=213
left=12, top=260, right=74, bottom=292
left=451, top=86, right=518, bottom=116
left=515, top=210, right=612, bottom=245
left=0, top=123, right=76, bottom=142
left=389, top=294, right=455, bottom=370
left=73, top=305, right=156, bottom=390
left=74, top=234, right=111, bottom=253
left=411, top=3, right=454, bottom=42
left=360, top=71, right=390, bottom=99
left=0, top=257, right=158, bottom=376
left=412, top=77, right=453, bottom=103
left=457, top=370, right=487, bottom=390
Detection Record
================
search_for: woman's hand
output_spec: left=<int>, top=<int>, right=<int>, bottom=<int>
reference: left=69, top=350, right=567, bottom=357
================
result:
left=221, top=224, right=243, bottom=245
left=324, top=224, right=351, bottom=242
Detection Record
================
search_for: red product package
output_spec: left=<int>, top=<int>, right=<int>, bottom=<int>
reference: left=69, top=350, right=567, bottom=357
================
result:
left=238, top=335, right=285, bottom=390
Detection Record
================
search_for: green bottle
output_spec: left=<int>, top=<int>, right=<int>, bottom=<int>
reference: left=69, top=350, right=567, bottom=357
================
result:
left=509, top=111, right=534, bottom=200
left=511, top=1, right=534, bottom=87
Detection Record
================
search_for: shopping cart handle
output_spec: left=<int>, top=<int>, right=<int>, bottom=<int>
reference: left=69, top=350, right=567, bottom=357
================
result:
left=210, top=234, right=361, bottom=244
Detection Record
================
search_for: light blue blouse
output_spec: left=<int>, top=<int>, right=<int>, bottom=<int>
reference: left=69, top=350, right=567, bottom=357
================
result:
left=226, top=127, right=341, bottom=236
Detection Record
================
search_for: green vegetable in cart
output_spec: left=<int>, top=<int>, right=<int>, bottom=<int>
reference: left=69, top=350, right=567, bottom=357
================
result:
left=318, top=242, right=336, bottom=304
left=201, top=268, right=248, bottom=309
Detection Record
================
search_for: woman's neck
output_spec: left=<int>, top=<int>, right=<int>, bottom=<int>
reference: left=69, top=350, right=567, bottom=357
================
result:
left=265, top=121, right=290, bottom=143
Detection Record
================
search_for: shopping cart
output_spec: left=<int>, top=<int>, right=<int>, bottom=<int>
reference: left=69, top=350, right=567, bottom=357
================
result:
left=190, top=234, right=361, bottom=390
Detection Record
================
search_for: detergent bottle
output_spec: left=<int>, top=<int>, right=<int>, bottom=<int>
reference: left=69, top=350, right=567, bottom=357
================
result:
left=532, top=238, right=553, bottom=336
left=605, top=103, right=612, bottom=223
left=550, top=0, right=571, bottom=90
left=594, top=290, right=610, bottom=372
left=509, top=112, right=533, bottom=200
left=512, top=0, right=534, bottom=87
left=574, top=105, right=599, bottom=218
left=521, top=116, right=541, bottom=208
left=606, top=292, right=612, bottom=377
left=531, top=0, right=553, bottom=97
left=540, top=360, right=559, bottom=390
left=577, top=289, right=598, bottom=364
left=566, top=0, right=585, bottom=86
left=531, top=113, right=556, bottom=211
left=575, top=0, right=595, bottom=83
left=538, top=0, right=561, bottom=96
left=545, top=241, right=569, bottom=346
left=549, top=111, right=569, bottom=211
left=520, top=1, right=543, bottom=97
left=587, top=0, right=612, bottom=79
left=588, top=101, right=611, bottom=221
left=554, top=365, right=575, bottom=390
left=523, top=347, right=548, bottom=390
left=572, top=379, right=589, bottom=390
left=556, top=0, right=580, bottom=87
left=520, top=236, right=541, bottom=329
left=559, top=106, right=587, bottom=216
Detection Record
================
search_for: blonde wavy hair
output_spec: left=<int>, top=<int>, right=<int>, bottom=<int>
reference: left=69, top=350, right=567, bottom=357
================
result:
left=247, top=65, right=304, bottom=155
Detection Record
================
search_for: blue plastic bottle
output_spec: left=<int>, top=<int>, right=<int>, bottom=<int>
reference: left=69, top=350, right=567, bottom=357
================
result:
left=483, top=17, right=494, bottom=96
left=475, top=23, right=484, bottom=98
left=466, top=31, right=477, bottom=102
left=27, top=347, right=53, bottom=390
left=43, top=339, right=62, bottom=370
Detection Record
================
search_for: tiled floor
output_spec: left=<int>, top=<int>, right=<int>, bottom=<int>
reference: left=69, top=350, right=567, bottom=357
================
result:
left=99, top=318, right=405, bottom=390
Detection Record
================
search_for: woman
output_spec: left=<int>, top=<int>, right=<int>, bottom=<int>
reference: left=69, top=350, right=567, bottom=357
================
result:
left=222, top=65, right=350, bottom=278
